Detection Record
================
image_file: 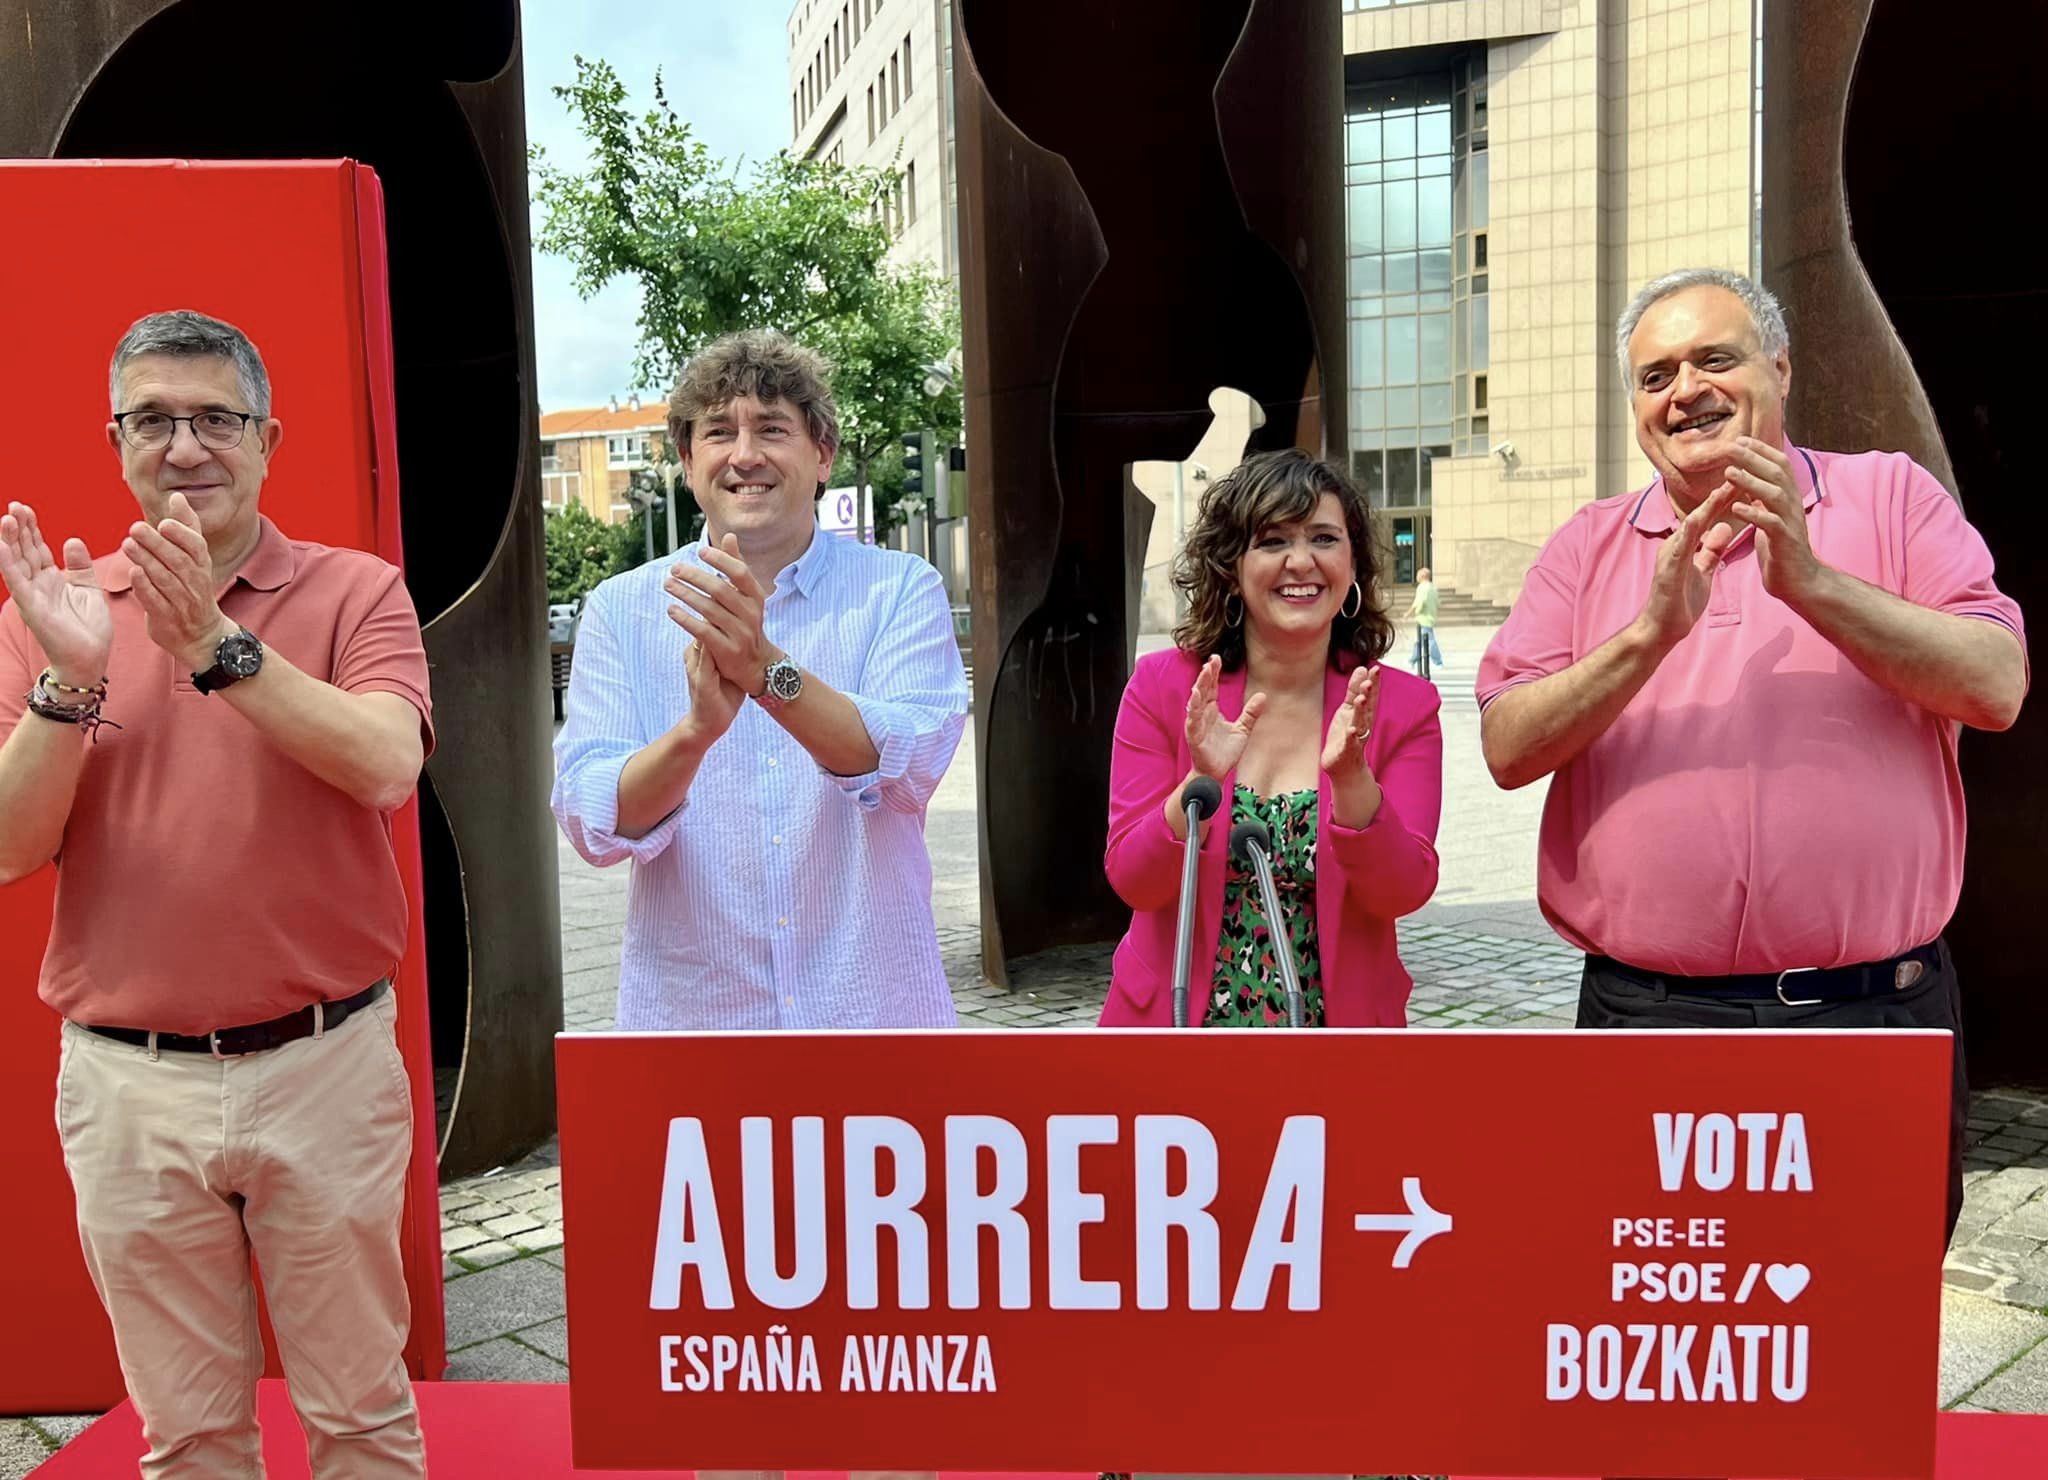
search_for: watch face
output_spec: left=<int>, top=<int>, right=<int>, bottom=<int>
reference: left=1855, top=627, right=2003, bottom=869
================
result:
left=219, top=632, right=264, bottom=678
left=766, top=660, right=803, bottom=702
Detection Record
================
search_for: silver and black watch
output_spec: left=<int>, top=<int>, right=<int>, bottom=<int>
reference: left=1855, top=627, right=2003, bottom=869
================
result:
left=193, top=627, right=264, bottom=695
left=755, top=655, right=803, bottom=710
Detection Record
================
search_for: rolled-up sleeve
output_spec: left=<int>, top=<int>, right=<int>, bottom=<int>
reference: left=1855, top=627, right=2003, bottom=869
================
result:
left=827, top=559, right=969, bottom=813
left=551, top=586, right=685, bottom=866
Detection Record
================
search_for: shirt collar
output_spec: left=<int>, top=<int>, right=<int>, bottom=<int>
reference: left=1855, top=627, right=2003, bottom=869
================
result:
left=1627, top=442, right=1823, bottom=537
left=103, top=514, right=295, bottom=593
left=685, top=519, right=832, bottom=599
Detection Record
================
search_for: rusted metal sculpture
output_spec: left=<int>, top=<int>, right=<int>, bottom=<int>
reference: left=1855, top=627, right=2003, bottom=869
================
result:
left=1, top=0, right=564, bottom=1168
left=954, top=0, right=1347, bottom=981
left=1763, top=0, right=2045, bottom=1085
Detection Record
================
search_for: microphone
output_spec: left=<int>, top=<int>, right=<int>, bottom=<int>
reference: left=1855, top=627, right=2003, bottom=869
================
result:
left=1229, top=819, right=1304, bottom=1029
left=1170, top=776, right=1225, bottom=1029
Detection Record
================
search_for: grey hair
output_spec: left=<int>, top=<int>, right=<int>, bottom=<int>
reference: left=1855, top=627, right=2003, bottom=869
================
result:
left=109, top=309, right=272, bottom=419
left=1614, top=268, right=1788, bottom=392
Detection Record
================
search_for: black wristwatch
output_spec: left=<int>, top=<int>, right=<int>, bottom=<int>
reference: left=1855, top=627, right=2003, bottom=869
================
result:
left=193, top=627, right=265, bottom=694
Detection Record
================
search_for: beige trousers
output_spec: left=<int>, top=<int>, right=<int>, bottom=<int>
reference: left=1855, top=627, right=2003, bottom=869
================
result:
left=55, top=989, right=425, bottom=1479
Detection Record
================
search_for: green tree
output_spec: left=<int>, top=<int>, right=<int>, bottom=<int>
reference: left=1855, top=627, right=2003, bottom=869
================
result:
left=543, top=501, right=616, bottom=606
left=533, top=56, right=961, bottom=543
left=817, top=274, right=961, bottom=539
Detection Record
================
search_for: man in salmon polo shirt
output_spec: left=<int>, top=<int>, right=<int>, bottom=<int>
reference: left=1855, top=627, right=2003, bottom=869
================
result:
left=1477, top=267, right=2028, bottom=1241
left=0, top=309, right=433, bottom=1476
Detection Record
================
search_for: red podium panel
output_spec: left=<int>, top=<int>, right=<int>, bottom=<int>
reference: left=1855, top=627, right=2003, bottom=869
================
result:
left=32, top=1381, right=2048, bottom=1478
left=0, top=159, right=444, bottom=1412
left=558, top=1029, right=1950, bottom=1478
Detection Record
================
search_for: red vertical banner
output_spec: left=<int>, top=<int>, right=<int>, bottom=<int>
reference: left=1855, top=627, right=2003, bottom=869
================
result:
left=0, top=159, right=444, bottom=1411
left=558, top=1028, right=1948, bottom=1478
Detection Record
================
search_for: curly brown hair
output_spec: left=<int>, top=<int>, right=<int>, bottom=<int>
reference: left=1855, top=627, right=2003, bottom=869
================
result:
left=667, top=328, right=841, bottom=496
left=1170, top=448, right=1395, bottom=670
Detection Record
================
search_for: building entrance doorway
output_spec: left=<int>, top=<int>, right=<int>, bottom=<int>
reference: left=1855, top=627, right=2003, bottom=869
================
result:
left=1389, top=513, right=1431, bottom=584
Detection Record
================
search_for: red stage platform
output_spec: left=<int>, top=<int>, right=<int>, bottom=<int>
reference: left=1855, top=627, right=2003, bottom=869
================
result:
left=29, top=1379, right=2045, bottom=1477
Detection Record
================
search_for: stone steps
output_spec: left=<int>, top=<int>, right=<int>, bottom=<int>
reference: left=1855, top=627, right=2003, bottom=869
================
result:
left=1384, top=583, right=1513, bottom=626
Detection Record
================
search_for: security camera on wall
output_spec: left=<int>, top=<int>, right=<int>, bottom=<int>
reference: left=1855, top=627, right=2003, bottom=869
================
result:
left=1492, top=440, right=1519, bottom=470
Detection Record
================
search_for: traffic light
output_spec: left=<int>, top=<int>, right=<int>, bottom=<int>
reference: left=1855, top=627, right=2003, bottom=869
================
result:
left=902, top=429, right=926, bottom=499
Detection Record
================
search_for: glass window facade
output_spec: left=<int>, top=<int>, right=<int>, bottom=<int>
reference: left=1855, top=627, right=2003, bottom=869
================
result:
left=1450, top=60, right=1490, bottom=458
left=1344, top=64, right=1489, bottom=512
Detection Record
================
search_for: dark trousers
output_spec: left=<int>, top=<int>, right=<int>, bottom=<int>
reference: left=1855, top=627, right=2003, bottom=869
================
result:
left=1576, top=939, right=1969, bottom=1242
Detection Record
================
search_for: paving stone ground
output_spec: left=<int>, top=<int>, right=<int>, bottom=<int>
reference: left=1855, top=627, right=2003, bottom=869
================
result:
left=8, top=623, right=2042, bottom=1472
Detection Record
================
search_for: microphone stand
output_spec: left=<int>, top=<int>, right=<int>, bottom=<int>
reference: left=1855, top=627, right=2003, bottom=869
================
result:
left=1170, top=776, right=1223, bottom=1029
left=1230, top=819, right=1303, bottom=1029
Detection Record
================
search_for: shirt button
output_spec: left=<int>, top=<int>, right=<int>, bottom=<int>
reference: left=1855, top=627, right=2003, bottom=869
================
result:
left=768, top=757, right=779, bottom=769
left=785, top=994, right=795, bottom=1006
left=777, top=916, right=788, bottom=927
left=772, top=834, right=783, bottom=845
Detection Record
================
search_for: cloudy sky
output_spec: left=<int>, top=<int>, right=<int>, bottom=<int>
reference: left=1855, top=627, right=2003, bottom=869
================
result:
left=523, top=0, right=792, bottom=413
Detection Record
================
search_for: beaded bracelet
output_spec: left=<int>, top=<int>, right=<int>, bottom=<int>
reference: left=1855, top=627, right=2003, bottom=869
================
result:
left=26, top=671, right=122, bottom=741
left=41, top=672, right=108, bottom=699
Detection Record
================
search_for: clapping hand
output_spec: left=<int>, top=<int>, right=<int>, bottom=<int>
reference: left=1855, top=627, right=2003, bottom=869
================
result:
left=1635, top=482, right=1739, bottom=651
left=682, top=636, right=744, bottom=741
left=1320, top=663, right=1379, bottom=779
left=120, top=494, right=237, bottom=670
left=1184, top=653, right=1266, bottom=779
left=666, top=534, right=776, bottom=695
left=1724, top=437, right=1822, bottom=603
left=0, top=502, right=112, bottom=685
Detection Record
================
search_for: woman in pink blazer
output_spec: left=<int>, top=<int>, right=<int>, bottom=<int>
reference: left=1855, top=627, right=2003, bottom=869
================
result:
left=1100, top=448, right=1443, bottom=1029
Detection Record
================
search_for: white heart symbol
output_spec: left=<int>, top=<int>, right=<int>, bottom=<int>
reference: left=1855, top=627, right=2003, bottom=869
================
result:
left=1765, top=1263, right=1810, bottom=1303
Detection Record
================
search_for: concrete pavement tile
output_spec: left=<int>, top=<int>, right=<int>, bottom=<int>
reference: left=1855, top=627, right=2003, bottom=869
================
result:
left=443, top=1336, right=570, bottom=1383
left=521, top=1316, right=571, bottom=1363
left=0, top=1421, right=54, bottom=1479
left=482, top=1212, right=544, bottom=1238
left=444, top=1254, right=567, bottom=1351
left=510, top=1226, right=566, bottom=1254
left=454, top=1239, right=521, bottom=1270
left=1965, top=1173, right=2046, bottom=1221
left=1975, top=1095, right=2031, bottom=1124
left=26, top=1417, right=94, bottom=1446
left=1944, top=1268, right=2001, bottom=1295
left=1969, top=1332, right=2048, bottom=1413
left=2005, top=1283, right=2048, bottom=1314
left=1939, top=1286, right=2048, bottom=1406
left=442, top=1225, right=492, bottom=1252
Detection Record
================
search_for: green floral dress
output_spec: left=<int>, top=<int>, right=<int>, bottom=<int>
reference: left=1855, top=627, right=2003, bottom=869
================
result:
left=1204, top=784, right=1325, bottom=1028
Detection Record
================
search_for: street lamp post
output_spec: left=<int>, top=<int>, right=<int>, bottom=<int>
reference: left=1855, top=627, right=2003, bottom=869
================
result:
left=921, top=358, right=961, bottom=599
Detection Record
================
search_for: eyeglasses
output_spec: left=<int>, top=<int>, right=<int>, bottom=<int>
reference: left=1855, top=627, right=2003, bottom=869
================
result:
left=113, top=410, right=261, bottom=452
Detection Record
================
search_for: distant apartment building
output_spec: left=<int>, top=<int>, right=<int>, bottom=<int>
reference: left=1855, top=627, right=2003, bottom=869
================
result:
left=1339, top=0, right=1759, bottom=608
left=788, top=0, right=958, bottom=279
left=538, top=395, right=669, bottom=525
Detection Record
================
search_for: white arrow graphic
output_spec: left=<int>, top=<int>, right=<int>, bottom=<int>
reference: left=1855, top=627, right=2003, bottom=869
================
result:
left=1352, top=1177, right=1453, bottom=1268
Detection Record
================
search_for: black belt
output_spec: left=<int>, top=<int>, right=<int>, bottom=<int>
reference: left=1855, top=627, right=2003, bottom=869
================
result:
left=1588, top=941, right=1942, bottom=1006
left=81, top=980, right=389, bottom=1057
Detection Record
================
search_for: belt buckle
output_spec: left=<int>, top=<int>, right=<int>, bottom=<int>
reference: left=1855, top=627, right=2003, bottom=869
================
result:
left=208, top=1029, right=240, bottom=1061
left=1775, top=966, right=1823, bottom=1007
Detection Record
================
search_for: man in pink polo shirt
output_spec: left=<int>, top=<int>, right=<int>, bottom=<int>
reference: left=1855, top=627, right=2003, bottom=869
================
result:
left=0, top=310, right=432, bottom=1475
left=1477, top=268, right=2027, bottom=1238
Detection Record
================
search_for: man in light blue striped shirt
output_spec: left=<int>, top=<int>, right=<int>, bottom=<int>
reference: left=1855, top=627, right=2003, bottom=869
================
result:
left=552, top=330, right=970, bottom=1031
